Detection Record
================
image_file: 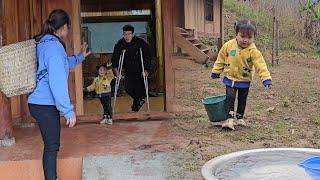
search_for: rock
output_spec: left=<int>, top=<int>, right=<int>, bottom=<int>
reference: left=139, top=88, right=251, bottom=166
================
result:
left=284, top=116, right=291, bottom=120
left=266, top=107, right=275, bottom=113
left=266, top=95, right=273, bottom=99
left=290, top=129, right=295, bottom=134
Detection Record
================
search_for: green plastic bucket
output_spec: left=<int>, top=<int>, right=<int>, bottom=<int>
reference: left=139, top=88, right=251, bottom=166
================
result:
left=202, top=95, right=227, bottom=122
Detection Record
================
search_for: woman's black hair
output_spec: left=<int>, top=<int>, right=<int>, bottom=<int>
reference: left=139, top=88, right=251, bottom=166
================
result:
left=234, top=20, right=257, bottom=37
left=34, top=9, right=71, bottom=43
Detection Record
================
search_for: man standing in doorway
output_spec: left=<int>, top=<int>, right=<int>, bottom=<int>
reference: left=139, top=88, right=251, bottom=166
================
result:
left=111, top=24, right=151, bottom=112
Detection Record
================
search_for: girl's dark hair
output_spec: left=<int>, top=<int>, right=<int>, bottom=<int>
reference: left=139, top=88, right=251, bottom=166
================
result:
left=122, top=24, right=134, bottom=33
left=34, top=9, right=71, bottom=42
left=234, top=20, right=257, bottom=37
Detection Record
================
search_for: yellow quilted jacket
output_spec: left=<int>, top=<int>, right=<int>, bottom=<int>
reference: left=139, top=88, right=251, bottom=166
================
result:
left=86, top=69, right=114, bottom=96
left=212, top=39, right=272, bottom=88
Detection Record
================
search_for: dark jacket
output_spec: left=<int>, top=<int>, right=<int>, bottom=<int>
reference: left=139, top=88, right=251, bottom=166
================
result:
left=111, top=36, right=151, bottom=76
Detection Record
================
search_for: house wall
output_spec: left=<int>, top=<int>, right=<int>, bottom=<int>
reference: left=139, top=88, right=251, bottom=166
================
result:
left=184, top=0, right=222, bottom=37
left=0, top=0, right=44, bottom=140
left=0, top=0, right=83, bottom=130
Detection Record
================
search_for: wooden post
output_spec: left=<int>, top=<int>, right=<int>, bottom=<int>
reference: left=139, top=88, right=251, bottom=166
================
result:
left=162, top=0, right=174, bottom=112
left=272, top=6, right=280, bottom=66
left=272, top=16, right=276, bottom=66
left=276, top=18, right=280, bottom=65
left=72, top=0, right=85, bottom=115
left=218, top=0, right=224, bottom=51
left=272, top=17, right=280, bottom=66
left=0, top=0, right=15, bottom=147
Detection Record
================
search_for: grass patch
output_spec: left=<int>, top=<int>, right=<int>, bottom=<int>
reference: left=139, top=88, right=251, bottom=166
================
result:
left=223, top=0, right=319, bottom=57
left=266, top=121, right=287, bottom=134
left=313, top=117, right=320, bottom=125
left=190, top=114, right=209, bottom=122
left=245, top=134, right=272, bottom=142
left=283, top=96, right=290, bottom=107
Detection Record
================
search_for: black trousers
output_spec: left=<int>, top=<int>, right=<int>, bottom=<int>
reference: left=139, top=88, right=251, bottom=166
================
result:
left=100, top=96, right=112, bottom=118
left=125, top=75, right=146, bottom=107
left=28, top=104, right=60, bottom=180
left=225, top=86, right=250, bottom=119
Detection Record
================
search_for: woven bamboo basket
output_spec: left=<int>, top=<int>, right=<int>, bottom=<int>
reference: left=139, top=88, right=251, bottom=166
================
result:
left=0, top=39, right=37, bottom=97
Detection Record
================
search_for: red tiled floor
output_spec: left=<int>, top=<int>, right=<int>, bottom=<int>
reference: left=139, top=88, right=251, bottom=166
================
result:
left=0, top=121, right=185, bottom=161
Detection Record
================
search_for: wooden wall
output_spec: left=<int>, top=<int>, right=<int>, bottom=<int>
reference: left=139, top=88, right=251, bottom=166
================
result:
left=0, top=0, right=13, bottom=139
left=0, top=0, right=42, bottom=125
left=0, top=0, right=84, bottom=131
left=172, top=0, right=185, bottom=28
left=184, top=0, right=222, bottom=37
left=213, top=0, right=222, bottom=36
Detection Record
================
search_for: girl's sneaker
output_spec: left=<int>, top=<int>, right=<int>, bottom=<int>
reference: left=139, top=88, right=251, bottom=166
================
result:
left=235, top=119, right=247, bottom=126
left=100, top=115, right=108, bottom=124
left=221, top=118, right=235, bottom=130
left=107, top=118, right=113, bottom=125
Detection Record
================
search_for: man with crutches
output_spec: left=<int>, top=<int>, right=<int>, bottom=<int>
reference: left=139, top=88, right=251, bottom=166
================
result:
left=111, top=24, right=151, bottom=112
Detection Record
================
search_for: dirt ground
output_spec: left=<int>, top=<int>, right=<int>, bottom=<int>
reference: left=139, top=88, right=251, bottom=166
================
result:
left=167, top=55, right=320, bottom=179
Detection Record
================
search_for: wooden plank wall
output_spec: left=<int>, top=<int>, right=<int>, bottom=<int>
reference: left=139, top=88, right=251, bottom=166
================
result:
left=184, top=0, right=196, bottom=30
left=1, top=0, right=83, bottom=128
left=1, top=0, right=43, bottom=124
left=184, top=0, right=205, bottom=32
left=172, top=0, right=185, bottom=28
left=213, top=0, right=222, bottom=36
left=198, top=0, right=205, bottom=32
left=4, top=0, right=21, bottom=122
left=0, top=0, right=14, bottom=139
left=162, top=0, right=174, bottom=112
left=184, top=0, right=222, bottom=36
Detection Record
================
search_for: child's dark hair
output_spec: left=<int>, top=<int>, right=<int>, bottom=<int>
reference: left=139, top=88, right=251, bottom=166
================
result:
left=123, top=24, right=134, bottom=33
left=96, top=65, right=107, bottom=71
left=34, top=9, right=71, bottom=42
left=234, top=20, right=257, bottom=37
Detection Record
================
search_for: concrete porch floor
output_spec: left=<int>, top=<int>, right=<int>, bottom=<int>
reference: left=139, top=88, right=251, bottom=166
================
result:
left=0, top=120, right=187, bottom=179
left=84, top=95, right=165, bottom=114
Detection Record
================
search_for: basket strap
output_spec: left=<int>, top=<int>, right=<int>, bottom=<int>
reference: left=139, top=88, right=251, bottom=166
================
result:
left=35, top=38, right=60, bottom=83
left=36, top=71, right=48, bottom=83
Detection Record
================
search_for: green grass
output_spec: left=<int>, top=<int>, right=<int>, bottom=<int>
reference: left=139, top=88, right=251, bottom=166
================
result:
left=283, top=96, right=290, bottom=107
left=245, top=134, right=272, bottom=141
left=313, top=116, right=320, bottom=125
left=220, top=0, right=319, bottom=58
left=266, top=121, right=286, bottom=134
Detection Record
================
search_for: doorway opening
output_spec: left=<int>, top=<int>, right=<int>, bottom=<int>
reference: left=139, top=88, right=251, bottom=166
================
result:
left=80, top=0, right=164, bottom=115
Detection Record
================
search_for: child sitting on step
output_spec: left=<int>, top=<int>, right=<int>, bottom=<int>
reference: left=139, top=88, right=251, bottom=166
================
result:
left=84, top=64, right=114, bottom=124
left=211, top=20, right=272, bottom=130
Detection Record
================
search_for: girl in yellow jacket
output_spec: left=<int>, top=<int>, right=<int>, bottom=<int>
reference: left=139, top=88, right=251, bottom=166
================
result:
left=85, top=64, right=114, bottom=124
left=211, top=20, right=272, bottom=130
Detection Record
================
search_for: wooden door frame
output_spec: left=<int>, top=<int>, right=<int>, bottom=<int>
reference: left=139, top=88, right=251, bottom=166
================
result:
left=77, top=0, right=170, bottom=116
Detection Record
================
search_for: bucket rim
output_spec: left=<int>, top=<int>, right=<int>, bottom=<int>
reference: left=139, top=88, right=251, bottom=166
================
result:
left=202, top=95, right=226, bottom=105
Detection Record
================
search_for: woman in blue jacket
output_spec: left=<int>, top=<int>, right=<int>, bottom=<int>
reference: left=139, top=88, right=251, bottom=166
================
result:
left=28, top=9, right=90, bottom=180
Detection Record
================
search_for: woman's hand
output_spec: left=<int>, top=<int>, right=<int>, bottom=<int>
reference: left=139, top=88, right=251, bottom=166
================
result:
left=66, top=115, right=77, bottom=128
left=81, top=42, right=91, bottom=57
